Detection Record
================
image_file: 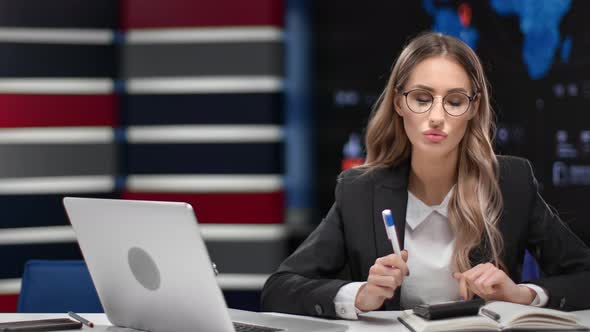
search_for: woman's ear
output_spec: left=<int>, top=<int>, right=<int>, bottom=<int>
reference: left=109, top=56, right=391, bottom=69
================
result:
left=467, top=94, right=480, bottom=120
left=393, top=94, right=404, bottom=117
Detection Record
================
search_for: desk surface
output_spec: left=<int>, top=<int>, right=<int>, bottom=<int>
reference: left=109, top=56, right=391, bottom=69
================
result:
left=3, top=310, right=590, bottom=332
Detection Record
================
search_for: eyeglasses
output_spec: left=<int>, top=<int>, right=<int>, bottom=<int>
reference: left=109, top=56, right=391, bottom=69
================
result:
left=401, top=89, right=477, bottom=116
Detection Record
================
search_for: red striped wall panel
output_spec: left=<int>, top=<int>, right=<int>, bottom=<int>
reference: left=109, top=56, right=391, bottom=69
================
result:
left=121, top=191, right=284, bottom=224
left=0, top=95, right=118, bottom=127
left=0, top=294, right=18, bottom=312
left=121, top=0, right=283, bottom=29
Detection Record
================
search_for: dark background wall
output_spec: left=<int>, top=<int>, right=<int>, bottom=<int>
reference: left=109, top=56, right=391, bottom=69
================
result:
left=313, top=0, right=590, bottom=247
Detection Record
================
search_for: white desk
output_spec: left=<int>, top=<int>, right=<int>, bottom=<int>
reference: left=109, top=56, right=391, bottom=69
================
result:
left=2, top=310, right=590, bottom=332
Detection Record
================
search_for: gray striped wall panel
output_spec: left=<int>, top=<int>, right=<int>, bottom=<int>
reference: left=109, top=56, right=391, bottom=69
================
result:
left=206, top=240, right=286, bottom=274
left=123, top=42, right=283, bottom=77
left=1, top=239, right=285, bottom=278
left=0, top=144, right=117, bottom=178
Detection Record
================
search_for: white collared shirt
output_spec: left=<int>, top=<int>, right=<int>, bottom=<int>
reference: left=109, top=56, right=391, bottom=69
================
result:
left=333, top=189, right=548, bottom=320
left=400, top=189, right=459, bottom=309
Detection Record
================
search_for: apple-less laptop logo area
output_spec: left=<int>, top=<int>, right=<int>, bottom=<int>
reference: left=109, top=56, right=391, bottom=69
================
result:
left=127, top=247, right=161, bottom=291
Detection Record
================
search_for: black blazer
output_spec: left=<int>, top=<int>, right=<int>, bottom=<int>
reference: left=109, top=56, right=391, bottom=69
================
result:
left=261, top=156, right=590, bottom=318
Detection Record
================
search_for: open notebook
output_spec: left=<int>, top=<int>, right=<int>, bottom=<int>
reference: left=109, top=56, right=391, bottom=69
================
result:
left=398, top=301, right=589, bottom=332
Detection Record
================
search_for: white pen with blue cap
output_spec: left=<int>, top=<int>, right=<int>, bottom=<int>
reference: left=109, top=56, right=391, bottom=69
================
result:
left=381, top=209, right=402, bottom=255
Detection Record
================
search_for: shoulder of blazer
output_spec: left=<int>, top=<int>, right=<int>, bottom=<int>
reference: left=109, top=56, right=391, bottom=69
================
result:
left=497, top=155, right=533, bottom=184
left=336, top=162, right=410, bottom=190
left=337, top=166, right=373, bottom=186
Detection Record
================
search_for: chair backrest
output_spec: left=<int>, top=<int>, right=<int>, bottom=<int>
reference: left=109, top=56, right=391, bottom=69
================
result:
left=522, top=250, right=541, bottom=281
left=17, top=260, right=103, bottom=313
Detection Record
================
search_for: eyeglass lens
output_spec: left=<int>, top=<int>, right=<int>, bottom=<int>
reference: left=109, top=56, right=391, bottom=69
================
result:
left=406, top=90, right=470, bottom=115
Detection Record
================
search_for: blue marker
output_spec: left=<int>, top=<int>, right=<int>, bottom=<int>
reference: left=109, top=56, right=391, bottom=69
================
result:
left=382, top=209, right=402, bottom=255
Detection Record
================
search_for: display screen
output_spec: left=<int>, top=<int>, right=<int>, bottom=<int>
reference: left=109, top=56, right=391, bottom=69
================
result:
left=313, top=0, right=590, bottom=244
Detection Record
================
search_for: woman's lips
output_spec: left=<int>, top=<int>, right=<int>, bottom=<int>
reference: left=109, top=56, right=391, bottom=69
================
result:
left=423, top=130, right=448, bottom=143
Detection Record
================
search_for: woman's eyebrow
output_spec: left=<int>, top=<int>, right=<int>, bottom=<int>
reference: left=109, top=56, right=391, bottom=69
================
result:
left=447, top=87, right=470, bottom=94
left=407, top=84, right=470, bottom=94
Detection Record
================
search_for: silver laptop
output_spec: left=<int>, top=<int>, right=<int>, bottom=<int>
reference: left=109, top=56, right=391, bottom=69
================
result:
left=63, top=197, right=347, bottom=332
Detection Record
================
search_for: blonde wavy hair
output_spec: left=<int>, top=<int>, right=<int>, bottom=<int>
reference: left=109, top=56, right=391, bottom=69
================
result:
left=364, top=32, right=504, bottom=272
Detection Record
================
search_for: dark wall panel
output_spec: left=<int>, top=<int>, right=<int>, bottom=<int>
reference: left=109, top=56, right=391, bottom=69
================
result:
left=122, top=93, right=282, bottom=125
left=0, top=44, right=116, bottom=78
left=0, top=193, right=119, bottom=228
left=0, top=0, right=118, bottom=28
left=125, top=143, right=283, bottom=174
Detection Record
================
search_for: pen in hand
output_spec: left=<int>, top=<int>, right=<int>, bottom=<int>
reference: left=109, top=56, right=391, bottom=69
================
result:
left=382, top=209, right=409, bottom=276
left=68, top=311, right=94, bottom=328
left=382, top=209, right=402, bottom=255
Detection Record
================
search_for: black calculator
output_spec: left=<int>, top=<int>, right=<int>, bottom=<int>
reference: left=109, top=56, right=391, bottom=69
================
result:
left=413, top=298, right=485, bottom=320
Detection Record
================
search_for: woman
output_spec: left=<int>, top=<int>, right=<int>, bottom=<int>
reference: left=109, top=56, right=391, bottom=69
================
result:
left=261, top=32, right=590, bottom=319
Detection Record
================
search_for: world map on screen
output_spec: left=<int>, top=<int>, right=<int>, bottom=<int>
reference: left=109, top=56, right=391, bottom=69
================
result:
left=423, top=0, right=573, bottom=79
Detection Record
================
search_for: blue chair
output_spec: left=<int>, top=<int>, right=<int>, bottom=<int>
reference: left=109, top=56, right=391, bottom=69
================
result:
left=18, top=260, right=103, bottom=313
left=522, top=250, right=541, bottom=280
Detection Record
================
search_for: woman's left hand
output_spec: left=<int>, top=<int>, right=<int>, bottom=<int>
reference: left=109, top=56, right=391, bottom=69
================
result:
left=453, top=263, right=536, bottom=304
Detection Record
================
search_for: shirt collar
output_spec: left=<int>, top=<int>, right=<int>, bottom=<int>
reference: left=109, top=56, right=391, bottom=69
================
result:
left=405, top=187, right=454, bottom=230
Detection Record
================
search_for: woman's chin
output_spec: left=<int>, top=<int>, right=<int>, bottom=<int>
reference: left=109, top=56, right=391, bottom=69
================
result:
left=412, top=142, right=458, bottom=159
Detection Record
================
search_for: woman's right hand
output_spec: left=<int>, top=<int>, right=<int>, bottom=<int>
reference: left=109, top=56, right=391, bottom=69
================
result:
left=354, top=250, right=409, bottom=312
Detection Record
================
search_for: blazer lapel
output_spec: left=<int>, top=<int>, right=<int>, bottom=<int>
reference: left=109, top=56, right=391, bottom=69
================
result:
left=372, top=163, right=410, bottom=260
left=371, top=162, right=410, bottom=310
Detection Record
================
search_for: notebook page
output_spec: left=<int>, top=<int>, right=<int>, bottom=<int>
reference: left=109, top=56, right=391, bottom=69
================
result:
left=483, top=301, right=579, bottom=327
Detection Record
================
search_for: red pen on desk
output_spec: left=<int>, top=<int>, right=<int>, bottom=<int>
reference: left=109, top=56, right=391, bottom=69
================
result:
left=68, top=311, right=94, bottom=328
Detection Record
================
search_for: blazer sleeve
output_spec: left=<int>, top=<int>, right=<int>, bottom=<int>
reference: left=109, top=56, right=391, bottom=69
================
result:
left=260, top=179, right=352, bottom=318
left=523, top=160, right=590, bottom=311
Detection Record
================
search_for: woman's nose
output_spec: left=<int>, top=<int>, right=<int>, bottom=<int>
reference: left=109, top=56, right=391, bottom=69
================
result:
left=428, top=97, right=445, bottom=125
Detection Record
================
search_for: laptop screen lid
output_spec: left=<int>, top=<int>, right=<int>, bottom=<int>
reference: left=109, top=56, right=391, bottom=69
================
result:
left=63, top=197, right=235, bottom=332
